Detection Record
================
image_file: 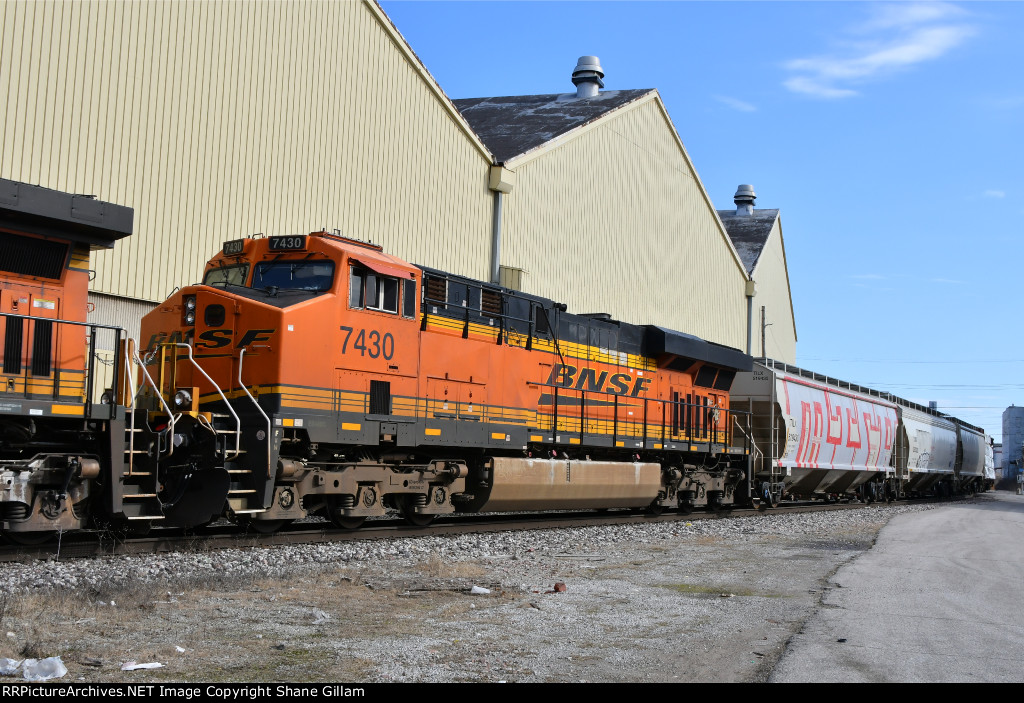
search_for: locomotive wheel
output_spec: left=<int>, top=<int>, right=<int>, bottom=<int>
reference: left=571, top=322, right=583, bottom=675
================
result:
left=328, top=511, right=367, bottom=530
left=238, top=516, right=291, bottom=535
left=399, top=498, right=435, bottom=527
left=645, top=500, right=664, bottom=516
left=123, top=520, right=153, bottom=538
left=2, top=530, right=53, bottom=546
left=678, top=500, right=694, bottom=516
left=325, top=497, right=367, bottom=530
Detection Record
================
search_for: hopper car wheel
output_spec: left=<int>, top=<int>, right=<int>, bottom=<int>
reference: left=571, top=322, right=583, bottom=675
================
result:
left=2, top=530, right=53, bottom=546
left=238, top=516, right=291, bottom=535
left=399, top=498, right=435, bottom=527
left=761, top=485, right=777, bottom=510
left=678, top=499, right=694, bottom=516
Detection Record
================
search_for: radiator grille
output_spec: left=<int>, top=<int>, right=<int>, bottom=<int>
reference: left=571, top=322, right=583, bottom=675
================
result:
left=0, top=234, right=69, bottom=279
left=3, top=317, right=23, bottom=374
left=31, top=320, right=53, bottom=377
left=369, top=380, right=391, bottom=415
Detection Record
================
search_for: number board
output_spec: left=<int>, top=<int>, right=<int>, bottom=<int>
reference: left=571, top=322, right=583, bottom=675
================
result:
left=268, top=235, right=307, bottom=251
left=222, top=239, right=246, bottom=256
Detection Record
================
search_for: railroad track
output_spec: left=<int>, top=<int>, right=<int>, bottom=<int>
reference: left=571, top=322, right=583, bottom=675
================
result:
left=0, top=498, right=905, bottom=563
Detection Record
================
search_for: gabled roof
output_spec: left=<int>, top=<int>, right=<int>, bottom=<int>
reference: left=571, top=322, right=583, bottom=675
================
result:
left=453, top=89, right=654, bottom=163
left=716, top=209, right=779, bottom=275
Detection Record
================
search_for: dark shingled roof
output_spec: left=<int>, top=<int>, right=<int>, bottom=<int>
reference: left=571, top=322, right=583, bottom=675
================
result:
left=717, top=209, right=779, bottom=275
left=453, top=89, right=654, bottom=163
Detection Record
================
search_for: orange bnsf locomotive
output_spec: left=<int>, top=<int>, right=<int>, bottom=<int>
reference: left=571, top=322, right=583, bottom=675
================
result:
left=137, top=231, right=754, bottom=532
left=0, top=180, right=134, bottom=542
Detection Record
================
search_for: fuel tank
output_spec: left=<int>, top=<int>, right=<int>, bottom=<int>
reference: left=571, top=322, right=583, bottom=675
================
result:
left=477, top=457, right=662, bottom=512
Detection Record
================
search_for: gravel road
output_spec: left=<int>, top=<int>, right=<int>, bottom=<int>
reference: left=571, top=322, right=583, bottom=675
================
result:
left=0, top=501, right=942, bottom=683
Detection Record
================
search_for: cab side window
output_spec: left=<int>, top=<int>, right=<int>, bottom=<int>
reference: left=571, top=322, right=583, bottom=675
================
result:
left=349, top=266, right=405, bottom=315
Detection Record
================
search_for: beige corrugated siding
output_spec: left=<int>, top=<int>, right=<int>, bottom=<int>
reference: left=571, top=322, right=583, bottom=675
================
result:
left=500, top=96, right=749, bottom=350
left=86, top=292, right=157, bottom=348
left=751, top=219, right=797, bottom=363
left=0, top=0, right=493, bottom=302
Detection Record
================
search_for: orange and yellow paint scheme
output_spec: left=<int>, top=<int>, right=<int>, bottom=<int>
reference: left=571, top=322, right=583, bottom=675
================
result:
left=140, top=231, right=752, bottom=529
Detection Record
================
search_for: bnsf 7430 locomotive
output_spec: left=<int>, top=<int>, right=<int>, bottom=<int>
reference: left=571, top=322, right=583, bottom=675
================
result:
left=138, top=231, right=753, bottom=532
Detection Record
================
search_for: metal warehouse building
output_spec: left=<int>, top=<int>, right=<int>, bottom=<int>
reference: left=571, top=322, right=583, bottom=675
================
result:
left=0, top=0, right=797, bottom=362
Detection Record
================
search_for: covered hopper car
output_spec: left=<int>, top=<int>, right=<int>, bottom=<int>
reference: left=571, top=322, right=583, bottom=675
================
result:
left=733, top=359, right=993, bottom=505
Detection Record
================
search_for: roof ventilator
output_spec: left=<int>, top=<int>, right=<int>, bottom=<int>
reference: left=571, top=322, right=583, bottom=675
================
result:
left=734, top=184, right=756, bottom=216
left=572, top=56, right=604, bottom=99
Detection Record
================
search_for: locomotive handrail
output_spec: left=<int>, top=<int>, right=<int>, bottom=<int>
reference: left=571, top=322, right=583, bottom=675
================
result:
left=238, top=347, right=272, bottom=478
left=122, top=338, right=141, bottom=475
left=533, top=378, right=748, bottom=449
left=0, top=312, right=127, bottom=414
left=171, top=343, right=242, bottom=461
left=0, top=311, right=126, bottom=331
left=132, top=346, right=177, bottom=460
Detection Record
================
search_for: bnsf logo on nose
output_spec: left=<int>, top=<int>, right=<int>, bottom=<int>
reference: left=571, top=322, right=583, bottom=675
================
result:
left=145, top=329, right=275, bottom=350
left=546, top=363, right=652, bottom=397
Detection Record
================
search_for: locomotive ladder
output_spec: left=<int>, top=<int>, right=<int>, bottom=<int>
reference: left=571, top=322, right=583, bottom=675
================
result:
left=112, top=339, right=168, bottom=522
left=227, top=348, right=273, bottom=516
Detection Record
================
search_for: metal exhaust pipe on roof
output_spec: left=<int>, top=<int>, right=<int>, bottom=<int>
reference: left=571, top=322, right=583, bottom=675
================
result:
left=734, top=184, right=756, bottom=216
left=572, top=56, right=604, bottom=99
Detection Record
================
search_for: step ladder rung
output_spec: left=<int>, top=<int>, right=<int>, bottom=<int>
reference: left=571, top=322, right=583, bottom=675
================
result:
left=227, top=469, right=252, bottom=474
left=228, top=489, right=258, bottom=495
left=231, top=508, right=266, bottom=515
left=123, top=493, right=158, bottom=499
left=127, top=515, right=165, bottom=521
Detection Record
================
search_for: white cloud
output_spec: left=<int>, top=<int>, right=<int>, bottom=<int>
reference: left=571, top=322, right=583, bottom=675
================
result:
left=783, top=3, right=976, bottom=99
left=984, top=190, right=1006, bottom=198
left=857, top=2, right=968, bottom=32
left=713, top=95, right=757, bottom=112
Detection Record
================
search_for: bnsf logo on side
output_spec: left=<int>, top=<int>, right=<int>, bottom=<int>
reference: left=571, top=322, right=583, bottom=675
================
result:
left=145, top=329, right=274, bottom=350
left=546, top=364, right=652, bottom=397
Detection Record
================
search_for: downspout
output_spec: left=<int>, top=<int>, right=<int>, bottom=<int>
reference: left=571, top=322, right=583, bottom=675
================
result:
left=491, top=191, right=503, bottom=284
left=488, top=165, right=516, bottom=285
left=745, top=279, right=756, bottom=355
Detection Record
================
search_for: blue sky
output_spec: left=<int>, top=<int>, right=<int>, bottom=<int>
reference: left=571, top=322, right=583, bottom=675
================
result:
left=382, top=0, right=1023, bottom=443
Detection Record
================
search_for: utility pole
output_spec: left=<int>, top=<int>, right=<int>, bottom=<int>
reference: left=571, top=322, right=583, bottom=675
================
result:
left=760, top=306, right=771, bottom=358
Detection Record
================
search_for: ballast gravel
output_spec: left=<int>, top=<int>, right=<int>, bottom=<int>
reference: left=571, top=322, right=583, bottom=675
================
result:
left=0, top=502, right=943, bottom=683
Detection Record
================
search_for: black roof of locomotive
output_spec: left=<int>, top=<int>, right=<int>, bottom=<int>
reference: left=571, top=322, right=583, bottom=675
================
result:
left=418, top=264, right=752, bottom=372
left=645, top=327, right=753, bottom=372
left=0, top=178, right=133, bottom=249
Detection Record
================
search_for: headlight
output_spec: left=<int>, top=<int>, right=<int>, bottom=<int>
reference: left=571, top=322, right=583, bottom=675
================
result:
left=173, top=388, right=193, bottom=408
left=184, top=310, right=196, bottom=325
left=100, top=390, right=112, bottom=405
left=184, top=296, right=197, bottom=311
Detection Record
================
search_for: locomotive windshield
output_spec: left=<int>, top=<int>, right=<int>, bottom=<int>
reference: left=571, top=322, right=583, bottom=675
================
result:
left=202, top=263, right=250, bottom=287
left=252, top=260, right=335, bottom=292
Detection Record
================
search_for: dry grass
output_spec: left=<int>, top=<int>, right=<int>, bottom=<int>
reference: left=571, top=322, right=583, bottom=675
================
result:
left=417, top=551, right=488, bottom=579
left=0, top=566, right=421, bottom=681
